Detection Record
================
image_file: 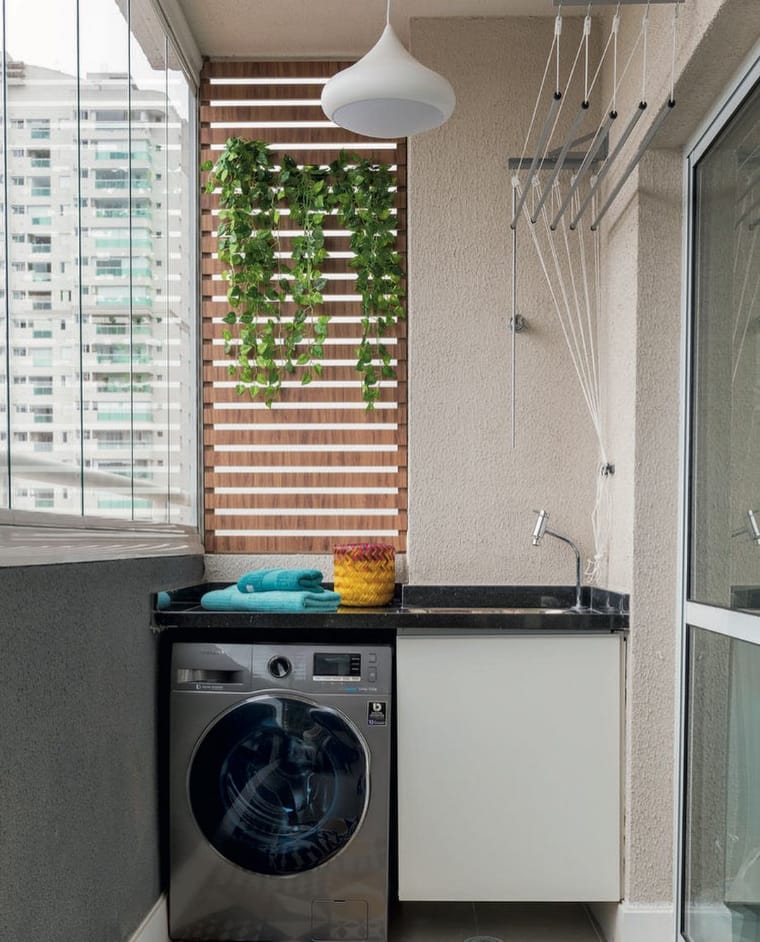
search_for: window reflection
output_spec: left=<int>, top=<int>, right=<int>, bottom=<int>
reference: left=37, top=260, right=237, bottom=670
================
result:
left=690, top=79, right=760, bottom=609
left=0, top=0, right=197, bottom=525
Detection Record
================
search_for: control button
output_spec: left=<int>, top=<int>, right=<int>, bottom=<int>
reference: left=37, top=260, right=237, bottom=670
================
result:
left=268, top=655, right=292, bottom=679
left=368, top=668, right=377, bottom=682
left=368, top=653, right=378, bottom=664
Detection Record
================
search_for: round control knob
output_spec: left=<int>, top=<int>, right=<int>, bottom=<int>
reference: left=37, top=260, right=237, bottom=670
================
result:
left=268, top=655, right=292, bottom=679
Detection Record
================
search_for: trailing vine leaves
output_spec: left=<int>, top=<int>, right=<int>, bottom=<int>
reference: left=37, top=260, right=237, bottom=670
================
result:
left=331, top=157, right=404, bottom=408
left=202, top=138, right=404, bottom=408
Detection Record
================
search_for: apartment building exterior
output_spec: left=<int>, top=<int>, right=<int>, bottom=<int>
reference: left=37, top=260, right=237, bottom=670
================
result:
left=0, top=58, right=196, bottom=524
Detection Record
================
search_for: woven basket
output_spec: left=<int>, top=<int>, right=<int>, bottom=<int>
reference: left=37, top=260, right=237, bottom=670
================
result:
left=333, top=543, right=396, bottom=607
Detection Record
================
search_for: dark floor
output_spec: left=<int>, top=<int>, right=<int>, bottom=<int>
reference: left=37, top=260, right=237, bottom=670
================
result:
left=389, top=902, right=604, bottom=942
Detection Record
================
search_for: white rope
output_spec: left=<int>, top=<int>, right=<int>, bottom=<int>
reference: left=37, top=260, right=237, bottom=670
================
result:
left=516, top=30, right=559, bottom=174
left=556, top=8, right=562, bottom=93
left=518, top=179, right=611, bottom=581
left=641, top=4, right=650, bottom=103
left=584, top=8, right=591, bottom=102
left=537, top=17, right=589, bottom=178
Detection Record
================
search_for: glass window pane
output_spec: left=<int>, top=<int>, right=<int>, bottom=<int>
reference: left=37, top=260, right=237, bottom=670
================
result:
left=130, top=0, right=167, bottom=522
left=1, top=0, right=197, bottom=530
left=79, top=0, right=131, bottom=518
left=690, top=79, right=760, bottom=609
left=683, top=626, right=760, bottom=942
left=5, top=0, right=80, bottom=515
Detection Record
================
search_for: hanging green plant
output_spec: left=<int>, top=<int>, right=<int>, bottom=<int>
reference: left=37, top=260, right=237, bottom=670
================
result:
left=202, top=138, right=404, bottom=408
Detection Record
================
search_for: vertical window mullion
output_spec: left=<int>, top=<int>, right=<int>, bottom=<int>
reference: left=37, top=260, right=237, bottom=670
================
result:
left=1, top=0, right=12, bottom=507
left=75, top=0, right=85, bottom=516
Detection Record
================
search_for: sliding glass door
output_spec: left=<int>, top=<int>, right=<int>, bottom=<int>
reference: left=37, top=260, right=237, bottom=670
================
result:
left=680, top=58, right=760, bottom=942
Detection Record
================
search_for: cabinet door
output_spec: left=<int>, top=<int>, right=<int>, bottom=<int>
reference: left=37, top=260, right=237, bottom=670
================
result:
left=397, top=633, right=622, bottom=901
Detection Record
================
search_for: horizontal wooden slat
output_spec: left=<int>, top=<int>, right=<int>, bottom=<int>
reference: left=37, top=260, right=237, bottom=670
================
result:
left=205, top=387, right=403, bottom=407
left=204, top=447, right=406, bottom=468
left=206, top=491, right=402, bottom=509
left=202, top=61, right=353, bottom=80
left=205, top=513, right=406, bottom=531
left=201, top=255, right=364, bottom=277
left=204, top=408, right=406, bottom=427
left=201, top=426, right=404, bottom=449
left=201, top=146, right=401, bottom=167
left=202, top=82, right=332, bottom=102
left=201, top=125, right=395, bottom=146
left=205, top=534, right=406, bottom=554
left=202, top=314, right=406, bottom=337
left=205, top=469, right=407, bottom=488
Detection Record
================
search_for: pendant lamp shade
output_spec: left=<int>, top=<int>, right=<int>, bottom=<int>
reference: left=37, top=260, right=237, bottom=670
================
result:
left=321, top=24, right=455, bottom=139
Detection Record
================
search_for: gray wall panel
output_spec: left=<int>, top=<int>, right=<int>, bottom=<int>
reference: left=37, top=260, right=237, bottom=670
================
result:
left=0, top=554, right=203, bottom=942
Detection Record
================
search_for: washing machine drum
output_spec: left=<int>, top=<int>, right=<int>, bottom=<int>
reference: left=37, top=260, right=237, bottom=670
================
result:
left=188, top=694, right=369, bottom=876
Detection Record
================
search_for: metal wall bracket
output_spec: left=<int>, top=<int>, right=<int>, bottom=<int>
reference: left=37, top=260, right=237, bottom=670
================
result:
left=508, top=128, right=609, bottom=172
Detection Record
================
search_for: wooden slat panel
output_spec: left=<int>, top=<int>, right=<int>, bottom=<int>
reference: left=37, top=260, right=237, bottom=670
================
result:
left=201, top=59, right=407, bottom=555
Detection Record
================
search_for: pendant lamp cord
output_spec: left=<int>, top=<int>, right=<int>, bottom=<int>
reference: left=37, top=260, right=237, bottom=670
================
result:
left=386, top=0, right=391, bottom=25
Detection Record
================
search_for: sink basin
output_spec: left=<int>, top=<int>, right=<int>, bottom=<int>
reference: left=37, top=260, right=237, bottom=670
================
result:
left=403, top=606, right=568, bottom=615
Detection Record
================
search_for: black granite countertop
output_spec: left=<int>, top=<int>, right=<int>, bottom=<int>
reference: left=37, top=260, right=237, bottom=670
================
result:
left=153, top=583, right=629, bottom=638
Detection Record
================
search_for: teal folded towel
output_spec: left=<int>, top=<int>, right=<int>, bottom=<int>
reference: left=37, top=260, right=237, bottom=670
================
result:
left=201, top=585, right=341, bottom=613
left=237, top=568, right=325, bottom=594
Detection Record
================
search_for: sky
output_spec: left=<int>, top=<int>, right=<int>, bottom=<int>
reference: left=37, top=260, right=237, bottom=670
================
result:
left=5, top=0, right=153, bottom=82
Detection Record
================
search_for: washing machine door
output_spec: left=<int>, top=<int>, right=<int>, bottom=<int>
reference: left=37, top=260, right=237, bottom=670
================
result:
left=188, top=694, right=369, bottom=876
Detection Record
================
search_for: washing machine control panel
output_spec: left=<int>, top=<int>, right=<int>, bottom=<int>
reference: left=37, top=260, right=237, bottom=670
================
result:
left=312, top=651, right=362, bottom=682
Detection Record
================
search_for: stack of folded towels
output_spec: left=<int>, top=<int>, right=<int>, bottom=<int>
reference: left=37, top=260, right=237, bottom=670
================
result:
left=200, top=568, right=341, bottom=613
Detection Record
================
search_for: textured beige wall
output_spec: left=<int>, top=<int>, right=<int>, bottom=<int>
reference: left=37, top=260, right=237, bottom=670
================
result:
left=407, top=17, right=602, bottom=586
left=595, top=0, right=760, bottom=914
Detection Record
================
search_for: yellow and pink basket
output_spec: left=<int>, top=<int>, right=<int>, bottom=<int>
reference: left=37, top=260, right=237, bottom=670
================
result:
left=333, top=543, right=396, bottom=607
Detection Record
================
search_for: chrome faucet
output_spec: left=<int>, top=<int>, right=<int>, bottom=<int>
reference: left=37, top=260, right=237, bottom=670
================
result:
left=531, top=510, right=586, bottom=612
left=732, top=509, right=760, bottom=545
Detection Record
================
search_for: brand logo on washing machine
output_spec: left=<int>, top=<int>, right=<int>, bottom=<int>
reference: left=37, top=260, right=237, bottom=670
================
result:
left=368, top=701, right=387, bottom=726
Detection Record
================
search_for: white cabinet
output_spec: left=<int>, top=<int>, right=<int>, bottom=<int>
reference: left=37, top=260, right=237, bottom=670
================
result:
left=396, top=632, right=623, bottom=901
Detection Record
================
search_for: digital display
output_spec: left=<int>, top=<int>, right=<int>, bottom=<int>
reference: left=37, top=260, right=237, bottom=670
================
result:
left=313, top=652, right=361, bottom=677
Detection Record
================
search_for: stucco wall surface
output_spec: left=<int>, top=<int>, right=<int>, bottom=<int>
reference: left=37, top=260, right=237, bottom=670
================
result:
left=407, top=17, right=602, bottom=587
left=595, top=0, right=760, bottom=913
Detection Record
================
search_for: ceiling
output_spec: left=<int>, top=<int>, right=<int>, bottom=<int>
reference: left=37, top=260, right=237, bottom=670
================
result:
left=175, top=0, right=576, bottom=59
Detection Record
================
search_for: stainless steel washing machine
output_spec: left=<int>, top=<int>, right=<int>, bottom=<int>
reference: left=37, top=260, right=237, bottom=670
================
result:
left=169, top=642, right=393, bottom=942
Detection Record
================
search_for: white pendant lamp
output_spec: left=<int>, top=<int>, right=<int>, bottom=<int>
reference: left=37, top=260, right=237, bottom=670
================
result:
left=321, top=1, right=455, bottom=139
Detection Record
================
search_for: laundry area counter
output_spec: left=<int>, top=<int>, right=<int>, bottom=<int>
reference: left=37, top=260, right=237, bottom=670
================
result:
left=158, top=584, right=627, bottom=913
left=153, top=582, right=628, bottom=636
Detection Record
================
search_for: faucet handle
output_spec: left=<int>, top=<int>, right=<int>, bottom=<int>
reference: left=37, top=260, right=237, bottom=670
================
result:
left=531, top=509, right=549, bottom=546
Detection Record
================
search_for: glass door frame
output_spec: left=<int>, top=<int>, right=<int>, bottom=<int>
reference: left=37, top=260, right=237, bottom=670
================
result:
left=676, top=46, right=760, bottom=942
